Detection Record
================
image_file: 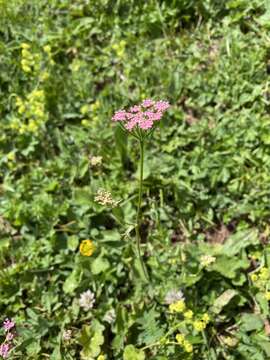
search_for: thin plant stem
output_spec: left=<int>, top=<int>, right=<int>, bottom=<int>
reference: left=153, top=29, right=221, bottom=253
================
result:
left=135, top=139, right=149, bottom=281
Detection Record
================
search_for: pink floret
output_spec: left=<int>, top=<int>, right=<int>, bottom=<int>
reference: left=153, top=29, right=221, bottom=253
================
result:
left=129, top=105, right=141, bottom=113
left=0, top=343, right=10, bottom=359
left=112, top=110, right=127, bottom=121
left=140, top=120, right=153, bottom=130
left=3, top=319, right=15, bottom=332
left=155, top=100, right=170, bottom=112
left=141, top=99, right=154, bottom=108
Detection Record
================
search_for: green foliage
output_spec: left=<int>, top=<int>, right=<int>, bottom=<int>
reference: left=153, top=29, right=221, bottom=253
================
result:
left=1, top=0, right=270, bottom=359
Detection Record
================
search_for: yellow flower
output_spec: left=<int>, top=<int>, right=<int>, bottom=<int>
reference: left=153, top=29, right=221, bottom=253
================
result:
left=265, top=291, right=270, bottom=300
left=43, top=45, right=51, bottom=53
left=97, top=355, right=105, bottom=360
left=40, top=71, right=49, bottom=81
left=18, top=104, right=25, bottom=114
left=21, top=43, right=30, bottom=49
left=193, top=320, right=206, bottom=332
left=28, top=120, right=38, bottom=132
left=183, top=340, right=193, bottom=353
left=90, top=101, right=101, bottom=111
left=250, top=273, right=258, bottom=282
left=175, top=333, right=185, bottom=345
left=259, top=267, right=269, bottom=280
left=22, top=65, right=31, bottom=73
left=202, top=313, right=210, bottom=324
left=169, top=300, right=185, bottom=313
left=80, top=104, right=89, bottom=115
left=7, top=152, right=15, bottom=161
left=22, top=48, right=31, bottom=58
left=79, top=240, right=95, bottom=256
left=184, top=310, right=193, bottom=320
left=81, top=119, right=89, bottom=126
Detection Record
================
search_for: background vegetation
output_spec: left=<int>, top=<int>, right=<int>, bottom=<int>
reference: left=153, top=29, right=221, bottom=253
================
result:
left=1, top=0, right=270, bottom=358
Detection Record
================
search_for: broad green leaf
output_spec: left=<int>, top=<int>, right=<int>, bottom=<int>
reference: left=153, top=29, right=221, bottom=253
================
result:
left=123, top=345, right=145, bottom=360
left=240, top=313, right=264, bottom=332
left=63, top=268, right=82, bottom=294
left=222, top=229, right=259, bottom=256
left=91, top=256, right=110, bottom=275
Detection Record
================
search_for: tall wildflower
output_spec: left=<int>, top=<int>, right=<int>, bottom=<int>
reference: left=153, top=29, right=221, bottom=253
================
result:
left=112, top=99, right=170, bottom=281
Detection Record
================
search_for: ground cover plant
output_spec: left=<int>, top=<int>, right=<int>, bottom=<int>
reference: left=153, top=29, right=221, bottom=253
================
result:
left=1, top=0, right=270, bottom=358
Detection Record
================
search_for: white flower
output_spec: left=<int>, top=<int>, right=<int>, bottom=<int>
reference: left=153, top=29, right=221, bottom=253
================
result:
left=94, top=189, right=119, bottom=207
left=79, top=290, right=95, bottom=311
left=63, top=329, right=72, bottom=341
left=165, top=289, right=184, bottom=305
left=103, top=309, right=116, bottom=324
left=90, top=156, right=102, bottom=166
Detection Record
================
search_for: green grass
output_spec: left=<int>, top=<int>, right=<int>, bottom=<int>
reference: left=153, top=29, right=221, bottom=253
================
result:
left=1, top=0, right=270, bottom=358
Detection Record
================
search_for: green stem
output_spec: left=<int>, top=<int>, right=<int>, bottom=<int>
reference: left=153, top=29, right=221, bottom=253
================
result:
left=135, top=139, right=149, bottom=281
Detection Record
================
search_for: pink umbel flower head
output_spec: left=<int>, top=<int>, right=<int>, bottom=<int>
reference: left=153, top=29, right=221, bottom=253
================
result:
left=0, top=343, right=9, bottom=359
left=3, top=319, right=15, bottom=332
left=112, top=99, right=170, bottom=132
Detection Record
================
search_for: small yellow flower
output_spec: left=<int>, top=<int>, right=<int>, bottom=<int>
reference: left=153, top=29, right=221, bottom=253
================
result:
left=40, top=71, right=49, bottom=81
left=21, top=43, right=30, bottom=49
left=183, top=340, right=193, bottom=353
left=43, top=45, right=51, bottom=53
left=175, top=333, right=185, bottom=345
left=18, top=104, right=26, bottom=114
left=79, top=240, right=95, bottom=256
left=184, top=310, right=193, bottom=320
left=265, top=291, right=270, bottom=300
left=28, top=120, right=38, bottom=132
left=251, top=273, right=258, bottom=282
left=193, top=320, right=206, bottom=332
left=80, top=104, right=89, bottom=115
left=259, top=267, right=269, bottom=280
left=22, top=48, right=31, bottom=57
left=81, top=119, right=89, bottom=126
left=97, top=355, right=105, bottom=360
left=7, top=152, right=15, bottom=161
left=202, top=313, right=210, bottom=324
left=22, top=65, right=31, bottom=73
left=169, top=300, right=186, bottom=313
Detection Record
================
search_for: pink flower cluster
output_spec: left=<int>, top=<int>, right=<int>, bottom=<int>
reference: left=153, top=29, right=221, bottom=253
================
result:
left=0, top=319, right=16, bottom=359
left=112, top=99, right=170, bottom=131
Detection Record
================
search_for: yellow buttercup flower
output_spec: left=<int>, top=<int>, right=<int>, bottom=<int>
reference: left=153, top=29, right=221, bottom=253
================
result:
left=79, top=240, right=95, bottom=256
left=169, top=300, right=185, bottom=313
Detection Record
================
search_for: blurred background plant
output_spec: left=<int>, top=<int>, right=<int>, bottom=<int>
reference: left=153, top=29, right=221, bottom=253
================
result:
left=1, top=0, right=270, bottom=358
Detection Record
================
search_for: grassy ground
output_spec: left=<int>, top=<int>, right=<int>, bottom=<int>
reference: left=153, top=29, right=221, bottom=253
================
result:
left=1, top=1, right=270, bottom=359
